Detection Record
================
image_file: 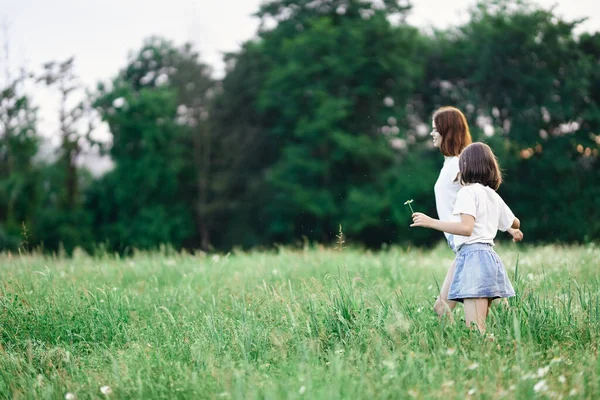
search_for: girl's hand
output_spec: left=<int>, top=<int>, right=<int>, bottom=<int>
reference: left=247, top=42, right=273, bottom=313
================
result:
left=507, top=228, right=523, bottom=242
left=411, top=212, right=434, bottom=228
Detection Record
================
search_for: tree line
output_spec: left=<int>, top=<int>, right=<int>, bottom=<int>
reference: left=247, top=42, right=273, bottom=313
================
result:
left=1, top=0, right=599, bottom=254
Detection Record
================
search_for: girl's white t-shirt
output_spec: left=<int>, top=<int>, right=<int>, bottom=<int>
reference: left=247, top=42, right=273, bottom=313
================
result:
left=434, top=156, right=462, bottom=239
left=452, top=183, right=515, bottom=250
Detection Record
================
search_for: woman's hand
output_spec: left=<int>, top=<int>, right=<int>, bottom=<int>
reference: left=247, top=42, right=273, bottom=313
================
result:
left=507, top=228, right=523, bottom=242
left=411, top=212, right=435, bottom=228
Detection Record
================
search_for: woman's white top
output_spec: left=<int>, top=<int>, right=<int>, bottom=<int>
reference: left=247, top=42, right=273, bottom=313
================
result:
left=434, top=156, right=462, bottom=239
left=452, top=183, right=515, bottom=250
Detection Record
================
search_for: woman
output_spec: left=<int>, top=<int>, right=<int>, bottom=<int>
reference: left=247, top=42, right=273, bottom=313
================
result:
left=430, top=106, right=472, bottom=319
left=430, top=107, right=522, bottom=320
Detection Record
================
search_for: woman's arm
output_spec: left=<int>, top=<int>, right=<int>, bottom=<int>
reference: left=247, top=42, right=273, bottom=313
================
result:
left=512, top=217, right=520, bottom=229
left=411, top=212, right=475, bottom=236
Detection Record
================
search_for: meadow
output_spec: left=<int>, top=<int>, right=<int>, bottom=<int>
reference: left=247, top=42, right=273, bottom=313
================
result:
left=1, top=243, right=599, bottom=399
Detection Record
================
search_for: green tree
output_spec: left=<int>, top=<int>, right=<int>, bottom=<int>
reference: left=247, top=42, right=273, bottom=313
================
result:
left=36, top=58, right=95, bottom=253
left=254, top=0, right=426, bottom=245
left=89, top=38, right=213, bottom=252
left=0, top=69, right=41, bottom=250
left=422, top=0, right=600, bottom=242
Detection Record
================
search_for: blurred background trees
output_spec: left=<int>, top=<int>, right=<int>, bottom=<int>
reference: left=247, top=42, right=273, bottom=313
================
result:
left=1, top=0, right=598, bottom=253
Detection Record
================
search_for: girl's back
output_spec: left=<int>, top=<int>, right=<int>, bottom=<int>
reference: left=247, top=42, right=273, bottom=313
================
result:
left=452, top=183, right=515, bottom=250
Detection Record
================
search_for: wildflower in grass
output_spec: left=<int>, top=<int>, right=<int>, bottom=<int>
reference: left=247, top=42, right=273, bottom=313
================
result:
left=407, top=389, right=418, bottom=397
left=100, top=386, right=112, bottom=395
left=550, top=357, right=563, bottom=364
left=446, top=348, right=456, bottom=356
left=467, top=362, right=479, bottom=370
left=404, top=199, right=415, bottom=214
left=65, top=393, right=76, bottom=400
left=559, top=375, right=566, bottom=384
left=299, top=386, right=306, bottom=395
left=569, top=389, right=577, bottom=396
left=468, top=388, right=477, bottom=395
left=533, top=380, right=548, bottom=393
left=537, top=366, right=550, bottom=377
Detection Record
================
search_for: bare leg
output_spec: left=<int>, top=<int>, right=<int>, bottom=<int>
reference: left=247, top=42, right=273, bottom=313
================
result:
left=433, top=260, right=458, bottom=320
left=463, top=298, right=490, bottom=333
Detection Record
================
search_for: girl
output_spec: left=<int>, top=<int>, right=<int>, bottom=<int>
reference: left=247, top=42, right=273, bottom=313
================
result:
left=411, top=142, right=523, bottom=332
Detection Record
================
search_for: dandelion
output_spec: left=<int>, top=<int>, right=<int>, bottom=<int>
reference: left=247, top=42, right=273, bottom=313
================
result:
left=533, top=380, right=548, bottom=393
left=467, top=362, right=479, bottom=370
left=404, top=199, right=415, bottom=214
left=558, top=375, right=566, bottom=384
left=65, top=393, right=76, bottom=400
left=299, top=386, right=306, bottom=395
left=100, top=386, right=112, bottom=395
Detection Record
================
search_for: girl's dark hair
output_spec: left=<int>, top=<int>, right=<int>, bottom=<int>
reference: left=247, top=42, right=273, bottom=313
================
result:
left=433, top=106, right=472, bottom=156
left=459, top=142, right=502, bottom=190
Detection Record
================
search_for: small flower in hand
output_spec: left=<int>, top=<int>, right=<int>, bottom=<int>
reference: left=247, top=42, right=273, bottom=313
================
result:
left=411, top=212, right=433, bottom=228
left=404, top=199, right=415, bottom=214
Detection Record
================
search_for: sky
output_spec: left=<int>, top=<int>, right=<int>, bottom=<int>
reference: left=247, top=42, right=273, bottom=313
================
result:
left=1, top=0, right=599, bottom=171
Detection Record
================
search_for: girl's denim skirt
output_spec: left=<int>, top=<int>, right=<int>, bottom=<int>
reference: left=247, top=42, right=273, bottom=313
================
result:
left=448, top=243, right=515, bottom=302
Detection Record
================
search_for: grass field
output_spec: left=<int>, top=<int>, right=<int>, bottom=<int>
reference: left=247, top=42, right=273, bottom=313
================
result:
left=1, top=243, right=599, bottom=399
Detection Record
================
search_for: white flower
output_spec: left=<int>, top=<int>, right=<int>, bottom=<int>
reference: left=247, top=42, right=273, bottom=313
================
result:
left=65, top=393, right=76, bottom=400
left=100, top=386, right=112, bottom=395
left=533, top=380, right=548, bottom=393
left=383, top=97, right=395, bottom=107
left=299, top=386, right=306, bottom=395
left=446, top=348, right=456, bottom=356
left=569, top=389, right=577, bottom=396
left=558, top=375, right=566, bottom=384
left=468, top=388, right=477, bottom=395
left=467, top=362, right=479, bottom=370
left=537, top=366, right=550, bottom=377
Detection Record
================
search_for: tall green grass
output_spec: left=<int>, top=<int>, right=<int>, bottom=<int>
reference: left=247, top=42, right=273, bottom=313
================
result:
left=1, top=244, right=599, bottom=399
